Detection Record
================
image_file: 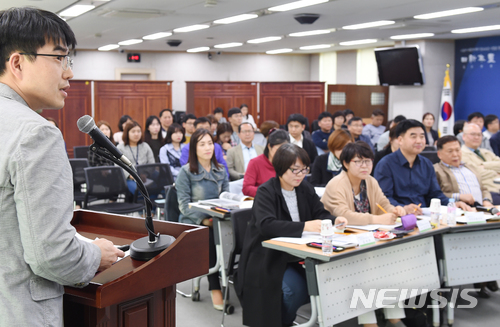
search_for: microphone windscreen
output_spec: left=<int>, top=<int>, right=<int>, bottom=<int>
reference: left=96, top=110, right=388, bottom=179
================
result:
left=77, top=115, right=96, bottom=134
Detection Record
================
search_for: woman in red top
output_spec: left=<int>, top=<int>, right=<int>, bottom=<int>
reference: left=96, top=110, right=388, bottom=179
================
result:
left=243, top=129, right=289, bottom=197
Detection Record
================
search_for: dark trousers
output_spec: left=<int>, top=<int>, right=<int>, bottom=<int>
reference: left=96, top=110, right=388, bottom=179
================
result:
left=207, top=226, right=221, bottom=291
left=281, top=263, right=310, bottom=326
left=491, top=192, right=500, bottom=205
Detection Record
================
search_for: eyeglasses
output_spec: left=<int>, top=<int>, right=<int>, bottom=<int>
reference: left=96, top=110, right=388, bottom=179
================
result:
left=289, top=167, right=310, bottom=175
left=464, top=133, right=482, bottom=138
left=351, top=159, right=373, bottom=167
left=240, top=130, right=254, bottom=134
left=16, top=53, right=73, bottom=70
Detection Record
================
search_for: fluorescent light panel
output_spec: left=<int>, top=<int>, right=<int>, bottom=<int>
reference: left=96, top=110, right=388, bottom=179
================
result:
left=390, top=33, right=434, bottom=40
left=289, top=29, right=331, bottom=37
left=98, top=44, right=119, bottom=51
left=173, top=24, right=210, bottom=33
left=59, top=4, right=95, bottom=17
left=214, top=42, right=243, bottom=49
left=247, top=36, right=282, bottom=44
left=300, top=44, right=331, bottom=50
left=343, top=20, right=395, bottom=30
left=214, top=14, right=258, bottom=24
left=187, top=47, right=210, bottom=53
left=268, top=0, right=328, bottom=12
left=452, top=25, right=500, bottom=34
left=143, top=32, right=172, bottom=40
left=118, top=39, right=143, bottom=45
left=339, top=39, right=377, bottom=46
left=267, top=48, right=293, bottom=54
left=414, top=7, right=483, bottom=20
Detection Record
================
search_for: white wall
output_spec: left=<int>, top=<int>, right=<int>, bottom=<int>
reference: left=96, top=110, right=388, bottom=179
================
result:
left=336, top=50, right=357, bottom=84
left=72, top=51, right=314, bottom=111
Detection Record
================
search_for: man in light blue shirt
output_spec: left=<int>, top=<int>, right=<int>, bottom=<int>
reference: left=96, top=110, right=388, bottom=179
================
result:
left=362, top=109, right=386, bottom=145
left=226, top=122, right=264, bottom=180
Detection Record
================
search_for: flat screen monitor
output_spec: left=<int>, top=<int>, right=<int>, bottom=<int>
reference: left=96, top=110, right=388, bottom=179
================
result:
left=375, top=46, right=425, bottom=86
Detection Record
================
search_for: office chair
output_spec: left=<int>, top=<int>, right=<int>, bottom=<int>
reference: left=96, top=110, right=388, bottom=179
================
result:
left=73, top=145, right=89, bottom=159
left=420, top=151, right=440, bottom=164
left=69, top=158, right=95, bottom=207
left=133, top=163, right=174, bottom=203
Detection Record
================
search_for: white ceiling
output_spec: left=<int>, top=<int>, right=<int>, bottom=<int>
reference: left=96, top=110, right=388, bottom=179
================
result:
left=4, top=0, right=500, bottom=54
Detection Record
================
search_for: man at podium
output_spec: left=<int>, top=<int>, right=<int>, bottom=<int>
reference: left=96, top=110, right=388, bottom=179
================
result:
left=0, top=7, right=123, bottom=326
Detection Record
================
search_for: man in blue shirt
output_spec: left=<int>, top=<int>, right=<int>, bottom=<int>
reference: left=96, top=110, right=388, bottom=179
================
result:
left=374, top=119, right=469, bottom=215
left=312, top=112, right=333, bottom=154
left=347, top=117, right=375, bottom=152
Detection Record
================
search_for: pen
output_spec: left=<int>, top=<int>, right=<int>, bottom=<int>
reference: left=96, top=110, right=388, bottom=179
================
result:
left=376, top=203, right=388, bottom=214
left=334, top=222, right=345, bottom=228
left=414, top=203, right=422, bottom=213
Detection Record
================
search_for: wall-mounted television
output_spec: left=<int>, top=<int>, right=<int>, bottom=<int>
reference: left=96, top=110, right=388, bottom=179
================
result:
left=374, top=46, right=425, bottom=86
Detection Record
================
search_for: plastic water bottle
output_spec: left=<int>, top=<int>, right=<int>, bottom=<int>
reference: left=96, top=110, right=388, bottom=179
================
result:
left=321, top=220, right=333, bottom=254
left=447, top=198, right=457, bottom=226
left=430, top=198, right=441, bottom=228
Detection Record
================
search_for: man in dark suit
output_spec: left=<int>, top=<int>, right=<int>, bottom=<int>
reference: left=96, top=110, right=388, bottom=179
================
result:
left=287, top=113, right=317, bottom=164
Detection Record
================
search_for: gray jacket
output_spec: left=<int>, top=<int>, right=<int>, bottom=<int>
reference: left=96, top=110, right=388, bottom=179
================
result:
left=0, top=83, right=101, bottom=326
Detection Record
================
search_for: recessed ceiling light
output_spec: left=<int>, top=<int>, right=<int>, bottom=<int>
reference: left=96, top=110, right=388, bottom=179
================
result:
left=118, top=39, right=143, bottom=46
left=390, top=33, right=435, bottom=40
left=339, top=39, right=377, bottom=46
left=414, top=7, right=483, bottom=20
left=98, top=44, right=119, bottom=51
left=266, top=48, right=293, bottom=54
left=187, top=47, right=211, bottom=53
left=247, top=36, right=282, bottom=44
left=143, top=32, right=173, bottom=40
left=452, top=25, right=500, bottom=34
left=214, top=14, right=258, bottom=24
left=59, top=4, right=95, bottom=17
left=289, top=30, right=331, bottom=37
left=214, top=42, right=243, bottom=49
left=343, top=20, right=395, bottom=30
left=173, top=24, right=210, bottom=33
left=268, top=0, right=328, bottom=12
left=299, top=44, right=331, bottom=50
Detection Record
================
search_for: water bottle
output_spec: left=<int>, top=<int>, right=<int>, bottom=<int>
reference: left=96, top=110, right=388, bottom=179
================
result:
left=321, top=220, right=333, bottom=254
left=447, top=198, right=457, bottom=226
left=430, top=198, right=441, bottom=228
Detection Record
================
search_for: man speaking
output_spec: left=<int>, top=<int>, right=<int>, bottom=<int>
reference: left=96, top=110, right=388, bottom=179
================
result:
left=0, top=7, right=123, bottom=326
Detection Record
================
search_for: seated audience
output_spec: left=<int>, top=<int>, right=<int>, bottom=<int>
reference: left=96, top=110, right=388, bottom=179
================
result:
left=144, top=115, right=164, bottom=163
left=422, top=112, right=439, bottom=146
left=159, top=123, right=186, bottom=180
left=243, top=129, right=289, bottom=197
left=180, top=117, right=229, bottom=175
left=490, top=131, right=500, bottom=157
left=117, top=121, right=155, bottom=195
left=227, top=107, right=243, bottom=146
left=312, top=112, right=334, bottom=154
left=88, top=120, right=115, bottom=167
left=362, top=109, right=386, bottom=145
left=376, top=115, right=406, bottom=151
left=287, top=113, right=317, bottom=164
left=454, top=120, right=466, bottom=136
left=206, top=114, right=218, bottom=136
left=113, top=114, right=132, bottom=144
left=159, top=108, right=174, bottom=138
left=182, top=114, right=197, bottom=144
left=176, top=128, right=229, bottom=311
left=240, top=103, right=257, bottom=129
left=348, top=117, right=375, bottom=152
left=332, top=111, right=346, bottom=131
left=373, top=125, right=399, bottom=171
left=235, top=143, right=347, bottom=327
left=457, top=112, right=492, bottom=151
left=214, top=107, right=227, bottom=124
left=460, top=123, right=500, bottom=204
left=483, top=114, right=499, bottom=140
left=226, top=122, right=264, bottom=181
left=374, top=119, right=469, bottom=214
left=215, top=122, right=233, bottom=156
left=310, top=129, right=352, bottom=187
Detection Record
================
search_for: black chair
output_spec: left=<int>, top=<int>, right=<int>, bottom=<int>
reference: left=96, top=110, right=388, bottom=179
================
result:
left=163, top=185, right=180, bottom=222
left=424, top=145, right=436, bottom=151
left=174, top=111, right=186, bottom=124
left=420, top=151, right=440, bottom=164
left=133, top=163, right=174, bottom=203
left=73, top=146, right=89, bottom=159
left=69, top=158, right=93, bottom=207
left=83, top=166, right=145, bottom=215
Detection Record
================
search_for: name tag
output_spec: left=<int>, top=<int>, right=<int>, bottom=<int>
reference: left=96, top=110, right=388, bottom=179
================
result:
left=357, top=232, right=376, bottom=247
left=417, top=220, right=432, bottom=232
left=466, top=212, right=486, bottom=224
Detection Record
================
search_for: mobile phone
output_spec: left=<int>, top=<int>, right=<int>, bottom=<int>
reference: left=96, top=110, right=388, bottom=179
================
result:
left=211, top=206, right=231, bottom=213
left=306, top=242, right=345, bottom=252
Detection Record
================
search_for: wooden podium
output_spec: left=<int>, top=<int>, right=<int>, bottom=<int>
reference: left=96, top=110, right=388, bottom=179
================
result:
left=64, top=210, right=209, bottom=327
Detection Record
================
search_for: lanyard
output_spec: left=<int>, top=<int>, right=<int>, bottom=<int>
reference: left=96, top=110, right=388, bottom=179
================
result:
left=128, top=145, right=139, bottom=165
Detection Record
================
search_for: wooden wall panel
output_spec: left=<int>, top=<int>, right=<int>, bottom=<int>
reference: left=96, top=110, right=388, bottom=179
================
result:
left=260, top=96, right=283, bottom=123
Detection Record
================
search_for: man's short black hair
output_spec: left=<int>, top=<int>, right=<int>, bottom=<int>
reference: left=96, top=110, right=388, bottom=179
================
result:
left=159, top=108, right=173, bottom=118
left=467, top=112, right=484, bottom=122
left=343, top=109, right=354, bottom=116
left=395, top=119, right=425, bottom=138
left=318, top=112, right=333, bottom=121
left=372, top=109, right=384, bottom=117
left=287, top=113, right=306, bottom=126
left=227, top=107, right=241, bottom=118
left=393, top=115, right=407, bottom=123
left=348, top=117, right=363, bottom=125
left=485, top=114, right=499, bottom=128
left=332, top=111, right=345, bottom=121
left=436, top=135, right=459, bottom=151
left=183, top=113, right=196, bottom=123
left=272, top=143, right=311, bottom=177
left=194, top=116, right=210, bottom=128
left=339, top=142, right=374, bottom=171
left=238, top=122, right=254, bottom=133
left=454, top=120, right=466, bottom=136
left=214, top=107, right=224, bottom=114
left=0, top=7, right=77, bottom=74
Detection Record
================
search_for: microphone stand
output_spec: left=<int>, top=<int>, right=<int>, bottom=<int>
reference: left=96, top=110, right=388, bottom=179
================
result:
left=89, top=143, right=175, bottom=261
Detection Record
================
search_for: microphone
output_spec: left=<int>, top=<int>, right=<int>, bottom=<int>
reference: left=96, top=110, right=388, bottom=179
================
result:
left=476, top=206, right=500, bottom=216
left=77, top=115, right=132, bottom=167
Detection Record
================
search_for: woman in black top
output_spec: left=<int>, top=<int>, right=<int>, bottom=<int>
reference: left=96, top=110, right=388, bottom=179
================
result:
left=423, top=112, right=439, bottom=146
left=144, top=115, right=164, bottom=162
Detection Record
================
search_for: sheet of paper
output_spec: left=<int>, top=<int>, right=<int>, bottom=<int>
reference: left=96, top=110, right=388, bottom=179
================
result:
left=314, top=187, right=325, bottom=198
left=271, top=232, right=358, bottom=246
left=346, top=223, right=401, bottom=231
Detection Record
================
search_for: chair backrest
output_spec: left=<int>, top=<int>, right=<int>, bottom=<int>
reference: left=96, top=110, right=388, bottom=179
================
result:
left=227, top=208, right=252, bottom=275
left=73, top=146, right=89, bottom=159
left=69, top=158, right=89, bottom=188
left=424, top=145, right=436, bottom=151
left=84, top=166, right=129, bottom=201
left=164, top=185, right=180, bottom=222
left=420, top=151, right=440, bottom=164
left=135, top=163, right=174, bottom=198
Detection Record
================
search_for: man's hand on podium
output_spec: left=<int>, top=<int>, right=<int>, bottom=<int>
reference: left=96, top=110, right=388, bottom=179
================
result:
left=93, top=238, right=125, bottom=271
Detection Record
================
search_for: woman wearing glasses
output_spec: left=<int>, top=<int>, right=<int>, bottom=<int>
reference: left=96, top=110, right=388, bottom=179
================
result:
left=236, top=143, right=347, bottom=327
